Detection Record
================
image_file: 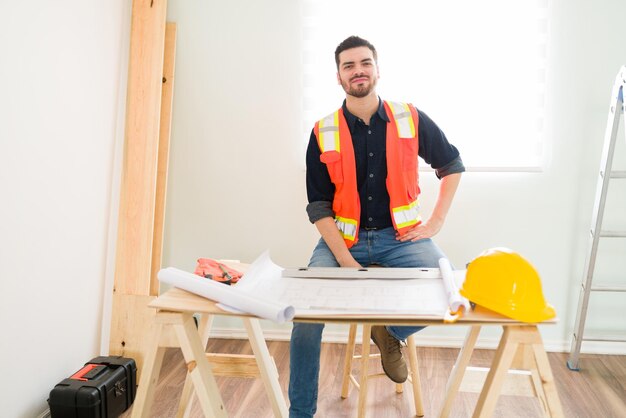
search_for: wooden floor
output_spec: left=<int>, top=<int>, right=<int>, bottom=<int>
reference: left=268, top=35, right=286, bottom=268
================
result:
left=122, top=338, right=626, bottom=418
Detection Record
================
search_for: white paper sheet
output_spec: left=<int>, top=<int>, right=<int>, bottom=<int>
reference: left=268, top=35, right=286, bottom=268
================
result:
left=157, top=265, right=295, bottom=323
left=262, top=277, right=449, bottom=316
left=235, top=252, right=465, bottom=317
left=439, top=257, right=470, bottom=314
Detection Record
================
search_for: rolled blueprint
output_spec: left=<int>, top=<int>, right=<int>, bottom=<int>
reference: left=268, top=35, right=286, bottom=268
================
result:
left=438, top=258, right=471, bottom=314
left=158, top=267, right=295, bottom=323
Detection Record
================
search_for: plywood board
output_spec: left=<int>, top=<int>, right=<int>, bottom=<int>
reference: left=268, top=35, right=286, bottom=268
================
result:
left=114, top=0, right=167, bottom=296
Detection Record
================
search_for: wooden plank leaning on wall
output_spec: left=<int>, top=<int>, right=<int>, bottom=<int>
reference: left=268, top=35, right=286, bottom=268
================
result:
left=110, top=0, right=176, bottom=375
left=151, top=22, right=177, bottom=296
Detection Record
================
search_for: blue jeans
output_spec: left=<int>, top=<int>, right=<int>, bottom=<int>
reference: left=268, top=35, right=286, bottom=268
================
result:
left=288, top=227, right=447, bottom=418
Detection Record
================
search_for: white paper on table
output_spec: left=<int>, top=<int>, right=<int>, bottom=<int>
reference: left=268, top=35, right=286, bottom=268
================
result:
left=233, top=250, right=283, bottom=291
left=268, top=277, right=450, bottom=317
left=235, top=252, right=466, bottom=318
left=157, top=264, right=295, bottom=323
left=438, top=258, right=470, bottom=314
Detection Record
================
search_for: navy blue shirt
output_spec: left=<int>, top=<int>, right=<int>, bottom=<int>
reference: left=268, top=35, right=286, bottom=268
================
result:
left=306, top=98, right=464, bottom=229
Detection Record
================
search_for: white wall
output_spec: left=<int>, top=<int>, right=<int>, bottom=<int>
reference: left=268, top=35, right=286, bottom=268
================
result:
left=0, top=1, right=129, bottom=416
left=163, top=0, right=626, bottom=352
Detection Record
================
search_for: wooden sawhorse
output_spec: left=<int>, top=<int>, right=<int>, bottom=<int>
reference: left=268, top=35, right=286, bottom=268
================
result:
left=440, top=324, right=564, bottom=418
left=130, top=288, right=288, bottom=417
left=314, top=310, right=563, bottom=418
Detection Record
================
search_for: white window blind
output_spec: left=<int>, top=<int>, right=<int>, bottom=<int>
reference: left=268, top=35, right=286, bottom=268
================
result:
left=302, top=0, right=549, bottom=170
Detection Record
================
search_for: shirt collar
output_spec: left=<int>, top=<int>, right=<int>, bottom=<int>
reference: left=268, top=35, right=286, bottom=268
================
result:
left=341, top=97, right=390, bottom=132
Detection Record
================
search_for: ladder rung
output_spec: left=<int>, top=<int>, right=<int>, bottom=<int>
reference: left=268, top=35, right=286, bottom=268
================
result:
left=599, top=230, right=626, bottom=237
left=600, top=170, right=626, bottom=178
left=590, top=284, right=626, bottom=292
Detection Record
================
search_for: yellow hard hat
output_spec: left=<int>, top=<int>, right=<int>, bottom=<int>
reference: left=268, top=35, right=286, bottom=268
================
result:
left=460, top=248, right=556, bottom=323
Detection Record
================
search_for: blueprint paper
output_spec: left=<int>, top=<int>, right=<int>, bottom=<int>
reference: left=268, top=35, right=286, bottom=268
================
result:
left=235, top=252, right=465, bottom=318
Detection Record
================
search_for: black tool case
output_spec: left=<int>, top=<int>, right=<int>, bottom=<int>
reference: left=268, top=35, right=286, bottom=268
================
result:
left=48, top=356, right=137, bottom=418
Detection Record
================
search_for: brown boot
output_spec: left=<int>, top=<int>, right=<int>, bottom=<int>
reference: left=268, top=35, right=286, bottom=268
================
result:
left=371, top=326, right=408, bottom=383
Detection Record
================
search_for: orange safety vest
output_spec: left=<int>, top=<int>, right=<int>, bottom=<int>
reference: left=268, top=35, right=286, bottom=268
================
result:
left=313, top=100, right=422, bottom=248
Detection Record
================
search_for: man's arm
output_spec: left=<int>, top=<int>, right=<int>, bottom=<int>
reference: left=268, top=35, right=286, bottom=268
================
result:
left=306, top=129, right=361, bottom=267
left=397, top=172, right=462, bottom=242
left=314, top=217, right=362, bottom=267
left=398, top=107, right=464, bottom=242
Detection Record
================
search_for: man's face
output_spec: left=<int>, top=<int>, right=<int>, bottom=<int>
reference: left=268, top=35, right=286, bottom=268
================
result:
left=336, top=46, right=379, bottom=98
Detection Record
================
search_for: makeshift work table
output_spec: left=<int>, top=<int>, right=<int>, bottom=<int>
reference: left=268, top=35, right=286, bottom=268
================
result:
left=131, top=287, right=563, bottom=418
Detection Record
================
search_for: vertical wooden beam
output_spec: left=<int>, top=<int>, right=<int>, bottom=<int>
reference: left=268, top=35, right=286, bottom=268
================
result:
left=150, top=22, right=177, bottom=296
left=110, top=0, right=168, bottom=371
left=357, top=325, right=372, bottom=418
left=128, top=317, right=167, bottom=418
left=114, top=0, right=167, bottom=296
left=109, top=293, right=158, bottom=375
left=341, top=324, right=358, bottom=398
left=406, top=334, right=424, bottom=417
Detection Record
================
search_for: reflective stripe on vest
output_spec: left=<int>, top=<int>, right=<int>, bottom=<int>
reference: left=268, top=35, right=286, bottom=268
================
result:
left=318, top=111, right=340, bottom=153
left=335, top=216, right=357, bottom=241
left=387, top=101, right=416, bottom=139
left=392, top=200, right=420, bottom=229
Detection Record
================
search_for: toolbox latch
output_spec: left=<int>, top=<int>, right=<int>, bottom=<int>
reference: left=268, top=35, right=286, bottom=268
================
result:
left=114, top=380, right=126, bottom=397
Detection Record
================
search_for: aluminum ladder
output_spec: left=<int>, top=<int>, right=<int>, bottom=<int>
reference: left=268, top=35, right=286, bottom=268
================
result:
left=567, top=66, right=626, bottom=371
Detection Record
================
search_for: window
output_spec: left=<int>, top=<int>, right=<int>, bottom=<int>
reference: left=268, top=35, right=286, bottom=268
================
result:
left=302, top=0, right=549, bottom=170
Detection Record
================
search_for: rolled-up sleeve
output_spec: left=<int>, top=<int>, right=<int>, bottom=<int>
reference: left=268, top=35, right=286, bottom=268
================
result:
left=435, top=156, right=465, bottom=179
left=417, top=108, right=465, bottom=179
left=306, top=129, right=336, bottom=223
left=306, top=201, right=334, bottom=223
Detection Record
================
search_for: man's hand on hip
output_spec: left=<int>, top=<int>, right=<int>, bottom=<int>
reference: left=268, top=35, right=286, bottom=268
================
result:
left=396, top=218, right=443, bottom=242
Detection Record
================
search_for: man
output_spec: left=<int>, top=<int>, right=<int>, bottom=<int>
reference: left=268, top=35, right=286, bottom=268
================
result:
left=289, top=36, right=464, bottom=418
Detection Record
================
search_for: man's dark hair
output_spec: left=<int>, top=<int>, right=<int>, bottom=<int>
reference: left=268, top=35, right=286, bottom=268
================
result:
left=334, top=36, right=378, bottom=68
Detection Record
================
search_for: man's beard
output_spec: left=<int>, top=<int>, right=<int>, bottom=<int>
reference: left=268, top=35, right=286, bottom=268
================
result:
left=341, top=76, right=377, bottom=98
